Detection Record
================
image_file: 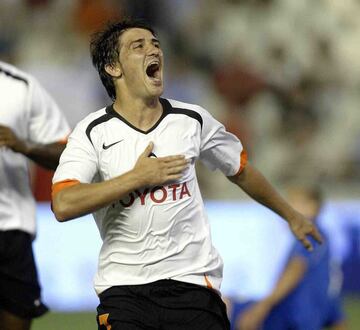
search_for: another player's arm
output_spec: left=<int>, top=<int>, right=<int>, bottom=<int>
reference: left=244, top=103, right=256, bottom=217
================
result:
left=237, top=256, right=307, bottom=330
left=263, top=256, right=307, bottom=306
left=52, top=142, right=188, bottom=222
left=228, top=163, right=322, bottom=250
left=0, top=124, right=65, bottom=170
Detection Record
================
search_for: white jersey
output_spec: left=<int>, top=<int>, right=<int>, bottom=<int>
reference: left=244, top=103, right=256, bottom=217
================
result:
left=53, top=98, right=247, bottom=294
left=0, top=61, right=70, bottom=235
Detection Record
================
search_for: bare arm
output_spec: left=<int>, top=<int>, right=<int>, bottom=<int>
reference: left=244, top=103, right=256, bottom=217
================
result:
left=263, top=257, right=307, bottom=306
left=0, top=124, right=65, bottom=170
left=228, top=163, right=322, bottom=250
left=237, top=257, right=307, bottom=330
left=52, top=142, right=188, bottom=221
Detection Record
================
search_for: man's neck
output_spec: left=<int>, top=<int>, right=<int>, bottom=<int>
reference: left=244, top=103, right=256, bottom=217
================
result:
left=113, top=94, right=163, bottom=131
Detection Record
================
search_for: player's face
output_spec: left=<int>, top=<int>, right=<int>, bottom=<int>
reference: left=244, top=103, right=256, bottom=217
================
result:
left=118, top=28, right=164, bottom=98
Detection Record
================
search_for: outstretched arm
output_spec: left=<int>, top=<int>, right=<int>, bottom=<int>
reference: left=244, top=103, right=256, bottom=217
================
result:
left=52, top=142, right=188, bottom=221
left=228, top=163, right=322, bottom=250
left=0, top=124, right=65, bottom=170
left=237, top=256, right=307, bottom=330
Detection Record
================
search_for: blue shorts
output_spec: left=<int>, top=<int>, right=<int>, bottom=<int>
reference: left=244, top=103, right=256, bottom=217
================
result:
left=323, top=296, right=345, bottom=327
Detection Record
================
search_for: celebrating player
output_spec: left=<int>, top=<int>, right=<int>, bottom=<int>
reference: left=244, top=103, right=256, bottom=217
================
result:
left=0, top=61, right=70, bottom=330
left=51, top=20, right=322, bottom=330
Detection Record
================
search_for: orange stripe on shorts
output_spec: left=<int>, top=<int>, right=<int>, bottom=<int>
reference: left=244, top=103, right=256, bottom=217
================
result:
left=98, top=313, right=111, bottom=330
left=204, top=274, right=213, bottom=289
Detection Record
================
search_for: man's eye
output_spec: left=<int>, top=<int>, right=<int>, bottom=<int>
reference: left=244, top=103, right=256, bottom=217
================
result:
left=134, top=44, right=143, bottom=49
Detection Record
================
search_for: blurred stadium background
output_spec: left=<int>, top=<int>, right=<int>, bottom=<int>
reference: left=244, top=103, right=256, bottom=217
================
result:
left=0, top=0, right=359, bottom=329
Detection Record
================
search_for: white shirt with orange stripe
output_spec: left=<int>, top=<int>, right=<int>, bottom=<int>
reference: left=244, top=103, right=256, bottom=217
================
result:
left=52, top=98, right=247, bottom=294
left=0, top=61, right=70, bottom=235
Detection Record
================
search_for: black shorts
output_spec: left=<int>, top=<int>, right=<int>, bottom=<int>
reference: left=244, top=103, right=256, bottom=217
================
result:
left=97, top=279, right=230, bottom=330
left=0, top=230, right=48, bottom=318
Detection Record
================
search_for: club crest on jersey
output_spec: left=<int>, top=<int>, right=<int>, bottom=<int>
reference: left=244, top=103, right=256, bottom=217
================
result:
left=115, top=182, right=191, bottom=207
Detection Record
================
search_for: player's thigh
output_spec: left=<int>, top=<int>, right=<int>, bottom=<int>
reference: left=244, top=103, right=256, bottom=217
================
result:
left=0, top=309, right=31, bottom=330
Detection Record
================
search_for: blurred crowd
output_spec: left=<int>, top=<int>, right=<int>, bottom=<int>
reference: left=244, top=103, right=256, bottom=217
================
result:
left=1, top=0, right=360, bottom=199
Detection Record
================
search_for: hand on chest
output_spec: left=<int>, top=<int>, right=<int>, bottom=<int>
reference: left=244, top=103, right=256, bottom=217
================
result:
left=98, top=122, right=199, bottom=180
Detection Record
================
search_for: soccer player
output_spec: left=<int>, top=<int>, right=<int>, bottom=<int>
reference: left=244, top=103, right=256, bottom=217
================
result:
left=237, top=185, right=346, bottom=330
left=51, top=20, right=322, bottom=330
left=0, top=61, right=70, bottom=330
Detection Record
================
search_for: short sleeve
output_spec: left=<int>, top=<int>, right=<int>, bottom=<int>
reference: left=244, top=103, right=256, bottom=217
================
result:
left=53, top=122, right=98, bottom=184
left=199, top=107, right=247, bottom=176
left=28, top=77, right=70, bottom=143
left=290, top=241, right=312, bottom=261
left=289, top=237, right=325, bottom=266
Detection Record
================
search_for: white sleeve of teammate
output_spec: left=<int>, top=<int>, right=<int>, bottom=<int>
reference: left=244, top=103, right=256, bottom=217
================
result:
left=199, top=107, right=247, bottom=176
left=27, top=77, right=70, bottom=143
left=53, top=121, right=98, bottom=184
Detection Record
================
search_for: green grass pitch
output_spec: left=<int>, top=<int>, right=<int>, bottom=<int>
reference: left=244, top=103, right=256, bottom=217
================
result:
left=33, top=296, right=360, bottom=330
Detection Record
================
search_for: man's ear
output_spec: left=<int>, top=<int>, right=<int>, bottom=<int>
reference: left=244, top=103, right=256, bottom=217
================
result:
left=105, top=63, right=122, bottom=78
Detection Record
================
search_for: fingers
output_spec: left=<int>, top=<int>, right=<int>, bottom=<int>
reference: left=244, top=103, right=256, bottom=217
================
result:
left=164, top=157, right=189, bottom=174
left=166, top=173, right=184, bottom=181
left=310, top=227, right=323, bottom=244
left=0, top=125, right=11, bottom=135
left=139, top=142, right=154, bottom=158
left=135, top=145, right=190, bottom=185
left=298, top=236, right=313, bottom=251
left=164, top=158, right=189, bottom=167
left=0, top=136, right=10, bottom=147
left=0, top=126, right=15, bottom=147
left=166, top=165, right=188, bottom=175
left=298, top=224, right=323, bottom=251
left=297, top=228, right=323, bottom=251
left=161, top=155, right=186, bottom=162
left=139, top=144, right=186, bottom=162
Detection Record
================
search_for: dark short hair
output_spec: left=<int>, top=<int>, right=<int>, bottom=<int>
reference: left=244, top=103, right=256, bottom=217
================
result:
left=90, top=19, right=156, bottom=100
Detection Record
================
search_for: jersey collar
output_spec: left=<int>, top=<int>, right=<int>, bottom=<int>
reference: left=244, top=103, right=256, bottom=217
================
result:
left=105, top=98, right=172, bottom=134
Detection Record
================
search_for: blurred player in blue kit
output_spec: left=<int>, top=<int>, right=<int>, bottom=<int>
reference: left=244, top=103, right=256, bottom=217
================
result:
left=236, top=185, right=346, bottom=330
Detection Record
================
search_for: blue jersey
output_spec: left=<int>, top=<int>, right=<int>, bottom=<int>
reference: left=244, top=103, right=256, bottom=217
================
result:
left=229, top=226, right=345, bottom=330
left=229, top=232, right=331, bottom=330
left=263, top=229, right=335, bottom=330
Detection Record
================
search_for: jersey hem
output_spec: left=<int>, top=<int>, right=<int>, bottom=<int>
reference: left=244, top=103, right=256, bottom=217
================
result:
left=94, top=274, right=222, bottom=296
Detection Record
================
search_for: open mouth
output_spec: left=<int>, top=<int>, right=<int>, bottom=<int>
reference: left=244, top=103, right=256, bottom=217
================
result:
left=146, top=62, right=161, bottom=81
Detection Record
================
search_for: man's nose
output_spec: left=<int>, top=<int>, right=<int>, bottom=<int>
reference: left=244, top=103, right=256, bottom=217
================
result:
left=147, top=44, right=160, bottom=56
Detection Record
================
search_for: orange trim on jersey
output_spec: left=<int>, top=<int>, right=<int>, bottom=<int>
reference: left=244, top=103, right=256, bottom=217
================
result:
left=52, top=179, right=80, bottom=199
left=234, top=149, right=248, bottom=176
left=204, top=274, right=213, bottom=289
left=58, top=133, right=70, bottom=144
left=98, top=313, right=111, bottom=330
